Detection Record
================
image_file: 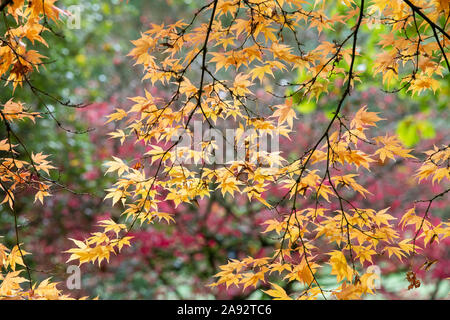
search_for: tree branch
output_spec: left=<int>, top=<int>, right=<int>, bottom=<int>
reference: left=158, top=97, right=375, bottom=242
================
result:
left=0, top=0, right=13, bottom=12
left=403, top=0, right=450, bottom=41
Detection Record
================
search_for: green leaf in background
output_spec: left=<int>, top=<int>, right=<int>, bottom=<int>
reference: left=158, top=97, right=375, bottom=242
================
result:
left=417, top=120, right=436, bottom=139
left=294, top=100, right=316, bottom=114
left=397, top=117, right=436, bottom=147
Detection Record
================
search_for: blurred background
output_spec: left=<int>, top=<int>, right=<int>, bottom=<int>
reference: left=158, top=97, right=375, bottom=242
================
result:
left=0, top=0, right=448, bottom=299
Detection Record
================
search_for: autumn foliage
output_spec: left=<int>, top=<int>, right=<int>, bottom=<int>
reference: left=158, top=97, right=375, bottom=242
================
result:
left=0, top=0, right=449, bottom=300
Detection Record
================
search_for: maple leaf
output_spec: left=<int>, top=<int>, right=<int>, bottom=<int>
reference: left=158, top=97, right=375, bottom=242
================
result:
left=98, top=219, right=127, bottom=236
left=250, top=64, right=274, bottom=83
left=328, top=251, right=353, bottom=283
left=272, top=99, right=297, bottom=128
left=0, top=271, right=28, bottom=297
left=106, top=108, right=128, bottom=123
left=374, top=134, right=416, bottom=163
left=241, top=271, right=266, bottom=289
left=7, top=245, right=29, bottom=271
left=351, top=106, right=385, bottom=130
left=263, top=283, right=292, bottom=300
left=104, top=156, right=130, bottom=176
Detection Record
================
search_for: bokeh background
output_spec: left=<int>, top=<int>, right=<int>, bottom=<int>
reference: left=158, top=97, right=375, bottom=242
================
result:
left=0, top=0, right=448, bottom=299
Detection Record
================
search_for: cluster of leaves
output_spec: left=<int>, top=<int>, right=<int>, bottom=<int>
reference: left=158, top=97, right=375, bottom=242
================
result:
left=209, top=109, right=448, bottom=300
left=0, top=0, right=69, bottom=299
left=65, top=0, right=449, bottom=299
left=0, top=239, right=75, bottom=299
left=0, top=0, right=65, bottom=204
left=0, top=0, right=448, bottom=300
left=58, top=97, right=449, bottom=299
left=1, top=100, right=55, bottom=207
left=0, top=0, right=147, bottom=299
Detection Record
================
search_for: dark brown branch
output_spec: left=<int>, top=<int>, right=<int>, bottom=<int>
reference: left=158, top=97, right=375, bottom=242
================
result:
left=0, top=0, right=13, bottom=12
left=403, top=0, right=450, bottom=41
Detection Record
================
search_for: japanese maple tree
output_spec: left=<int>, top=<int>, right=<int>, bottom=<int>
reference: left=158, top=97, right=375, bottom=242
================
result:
left=0, top=0, right=449, bottom=300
